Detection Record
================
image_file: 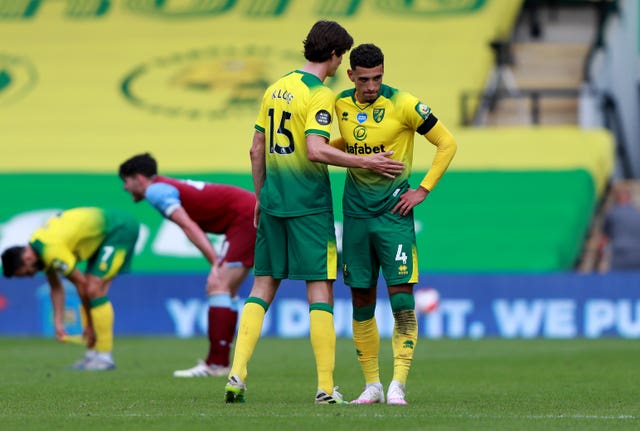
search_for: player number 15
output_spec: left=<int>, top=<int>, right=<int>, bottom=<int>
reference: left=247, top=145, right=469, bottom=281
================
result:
left=267, top=108, right=294, bottom=155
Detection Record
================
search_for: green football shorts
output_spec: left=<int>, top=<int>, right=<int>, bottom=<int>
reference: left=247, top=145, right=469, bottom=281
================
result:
left=254, top=211, right=337, bottom=280
left=342, top=211, right=419, bottom=288
left=87, top=209, right=139, bottom=279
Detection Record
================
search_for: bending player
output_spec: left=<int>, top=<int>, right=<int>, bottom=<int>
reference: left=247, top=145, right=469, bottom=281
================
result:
left=119, top=153, right=256, bottom=377
left=1, top=207, right=139, bottom=370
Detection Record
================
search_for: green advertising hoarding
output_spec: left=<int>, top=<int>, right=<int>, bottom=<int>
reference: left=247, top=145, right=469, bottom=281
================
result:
left=0, top=172, right=253, bottom=272
left=0, top=170, right=448, bottom=273
left=0, top=169, right=598, bottom=273
left=0, top=170, right=454, bottom=273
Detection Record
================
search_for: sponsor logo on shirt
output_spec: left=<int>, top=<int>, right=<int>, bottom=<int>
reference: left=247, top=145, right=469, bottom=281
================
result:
left=353, top=125, right=367, bottom=141
left=345, top=142, right=386, bottom=155
left=356, top=112, right=367, bottom=123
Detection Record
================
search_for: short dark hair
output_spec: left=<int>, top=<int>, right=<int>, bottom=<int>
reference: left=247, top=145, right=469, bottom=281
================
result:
left=1, top=246, right=26, bottom=278
left=350, top=43, right=384, bottom=69
left=303, top=20, right=353, bottom=63
left=119, top=153, right=158, bottom=179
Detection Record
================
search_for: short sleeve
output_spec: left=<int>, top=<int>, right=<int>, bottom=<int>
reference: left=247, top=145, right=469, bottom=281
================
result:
left=45, top=245, right=76, bottom=276
left=399, top=91, right=433, bottom=132
left=145, top=182, right=181, bottom=217
left=305, top=86, right=334, bottom=139
left=254, top=89, right=269, bottom=133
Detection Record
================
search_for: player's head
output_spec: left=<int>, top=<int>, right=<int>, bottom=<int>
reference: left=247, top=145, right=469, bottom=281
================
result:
left=303, top=20, right=353, bottom=74
left=348, top=44, right=385, bottom=104
left=119, top=153, right=158, bottom=202
left=350, top=43, right=384, bottom=70
left=1, top=245, right=42, bottom=278
left=119, top=153, right=157, bottom=178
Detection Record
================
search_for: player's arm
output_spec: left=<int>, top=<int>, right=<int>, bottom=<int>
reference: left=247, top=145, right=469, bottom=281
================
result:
left=307, top=134, right=405, bottom=178
left=170, top=207, right=224, bottom=291
left=250, top=130, right=266, bottom=202
left=308, top=89, right=404, bottom=177
left=392, top=118, right=457, bottom=216
left=249, top=130, right=266, bottom=227
left=46, top=269, right=67, bottom=341
left=328, top=137, right=346, bottom=151
left=169, top=207, right=218, bottom=266
left=419, top=119, right=457, bottom=192
left=145, top=182, right=218, bottom=265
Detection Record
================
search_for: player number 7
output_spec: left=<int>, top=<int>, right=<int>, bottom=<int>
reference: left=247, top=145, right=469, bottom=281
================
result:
left=100, top=246, right=115, bottom=264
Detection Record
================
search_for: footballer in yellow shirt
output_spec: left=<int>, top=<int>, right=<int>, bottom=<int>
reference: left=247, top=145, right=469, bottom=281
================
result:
left=227, top=21, right=405, bottom=405
left=1, top=207, right=139, bottom=371
left=332, top=44, right=457, bottom=406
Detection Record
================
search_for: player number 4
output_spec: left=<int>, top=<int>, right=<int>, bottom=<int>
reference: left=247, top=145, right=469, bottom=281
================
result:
left=395, top=244, right=407, bottom=265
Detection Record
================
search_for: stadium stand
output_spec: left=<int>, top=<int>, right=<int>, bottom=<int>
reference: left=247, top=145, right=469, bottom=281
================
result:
left=417, top=0, right=616, bottom=272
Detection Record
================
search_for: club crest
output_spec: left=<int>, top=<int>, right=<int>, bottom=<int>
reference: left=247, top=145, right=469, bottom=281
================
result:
left=373, top=108, right=385, bottom=123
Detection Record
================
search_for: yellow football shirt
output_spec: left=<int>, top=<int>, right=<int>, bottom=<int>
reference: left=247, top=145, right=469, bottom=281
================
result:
left=29, top=207, right=108, bottom=276
left=335, top=84, right=433, bottom=216
left=255, top=70, right=335, bottom=217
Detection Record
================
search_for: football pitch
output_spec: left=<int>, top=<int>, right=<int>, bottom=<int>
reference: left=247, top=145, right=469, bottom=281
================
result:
left=1, top=337, right=638, bottom=431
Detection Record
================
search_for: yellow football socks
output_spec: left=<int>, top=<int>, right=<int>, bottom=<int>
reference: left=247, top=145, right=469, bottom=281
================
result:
left=391, top=308, right=418, bottom=385
left=229, top=298, right=267, bottom=381
left=352, top=317, right=381, bottom=385
left=309, top=304, right=336, bottom=394
left=89, top=297, right=114, bottom=353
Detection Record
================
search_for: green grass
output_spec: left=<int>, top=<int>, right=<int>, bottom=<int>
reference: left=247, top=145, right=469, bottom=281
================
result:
left=1, top=337, right=638, bottom=431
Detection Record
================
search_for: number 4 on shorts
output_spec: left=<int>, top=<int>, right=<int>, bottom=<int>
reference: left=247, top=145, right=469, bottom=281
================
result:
left=395, top=244, right=407, bottom=265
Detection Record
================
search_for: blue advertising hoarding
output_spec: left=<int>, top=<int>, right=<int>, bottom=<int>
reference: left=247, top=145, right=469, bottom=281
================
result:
left=0, top=272, right=639, bottom=339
